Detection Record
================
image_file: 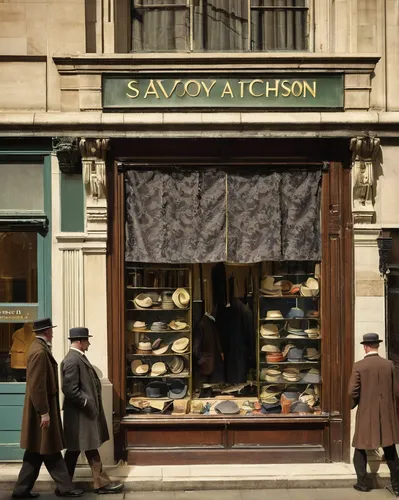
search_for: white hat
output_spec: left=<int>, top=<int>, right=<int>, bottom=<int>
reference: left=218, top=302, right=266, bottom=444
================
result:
left=266, top=310, right=283, bottom=319
left=131, top=360, right=149, bottom=375
left=300, top=278, right=319, bottom=297
left=260, top=276, right=282, bottom=296
left=151, top=361, right=167, bottom=376
left=132, top=320, right=147, bottom=331
left=135, top=341, right=152, bottom=354
left=260, top=324, right=279, bottom=338
left=171, top=337, right=190, bottom=353
left=172, top=288, right=190, bottom=309
left=169, top=320, right=188, bottom=331
left=261, top=344, right=281, bottom=353
left=133, top=294, right=153, bottom=309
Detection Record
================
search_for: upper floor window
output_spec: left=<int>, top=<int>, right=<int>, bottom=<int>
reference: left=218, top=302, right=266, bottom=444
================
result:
left=131, top=0, right=308, bottom=52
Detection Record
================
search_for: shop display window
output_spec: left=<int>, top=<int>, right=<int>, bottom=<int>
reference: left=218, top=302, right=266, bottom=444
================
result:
left=125, top=260, right=321, bottom=417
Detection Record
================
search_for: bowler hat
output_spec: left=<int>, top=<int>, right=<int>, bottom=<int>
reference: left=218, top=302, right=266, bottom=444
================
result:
left=33, top=318, right=57, bottom=332
left=68, top=327, right=92, bottom=340
left=361, top=333, right=383, bottom=344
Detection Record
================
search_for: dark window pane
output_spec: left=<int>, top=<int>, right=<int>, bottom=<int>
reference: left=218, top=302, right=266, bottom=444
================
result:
left=194, top=0, right=249, bottom=51
left=251, top=0, right=307, bottom=50
left=0, top=232, right=38, bottom=303
left=132, top=0, right=189, bottom=51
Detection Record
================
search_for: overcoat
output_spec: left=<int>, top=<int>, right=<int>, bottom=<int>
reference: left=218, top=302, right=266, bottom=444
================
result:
left=20, top=338, right=65, bottom=454
left=349, top=353, right=399, bottom=450
left=61, top=349, right=109, bottom=451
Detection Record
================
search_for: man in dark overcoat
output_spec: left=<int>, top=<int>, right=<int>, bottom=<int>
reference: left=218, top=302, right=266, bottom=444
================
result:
left=61, top=327, right=123, bottom=494
left=349, top=332, right=399, bottom=494
left=13, top=318, right=83, bottom=498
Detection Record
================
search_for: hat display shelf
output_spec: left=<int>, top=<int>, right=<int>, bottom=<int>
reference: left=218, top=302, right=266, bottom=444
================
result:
left=125, top=265, right=192, bottom=413
left=257, top=264, right=322, bottom=415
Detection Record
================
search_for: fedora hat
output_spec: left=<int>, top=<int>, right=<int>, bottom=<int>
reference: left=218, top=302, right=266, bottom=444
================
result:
left=305, top=327, right=321, bottom=339
left=171, top=337, right=189, bottom=353
left=260, top=276, right=282, bottom=296
left=131, top=359, right=149, bottom=375
left=145, top=381, right=168, bottom=398
left=133, top=294, right=153, bottom=309
left=172, top=288, right=190, bottom=309
left=260, top=324, right=279, bottom=338
left=169, top=356, right=184, bottom=374
left=131, top=321, right=147, bottom=331
left=33, top=318, right=57, bottom=332
left=266, top=310, right=283, bottom=319
left=360, top=333, right=383, bottom=344
left=167, top=380, right=188, bottom=400
left=135, top=341, right=152, bottom=354
left=69, top=327, right=92, bottom=340
left=151, top=362, right=167, bottom=376
left=287, top=307, right=305, bottom=319
left=300, top=278, right=319, bottom=297
left=169, top=320, right=188, bottom=331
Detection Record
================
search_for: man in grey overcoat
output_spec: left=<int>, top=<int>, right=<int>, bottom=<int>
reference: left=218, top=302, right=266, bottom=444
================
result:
left=61, top=327, right=123, bottom=494
left=349, top=333, right=399, bottom=495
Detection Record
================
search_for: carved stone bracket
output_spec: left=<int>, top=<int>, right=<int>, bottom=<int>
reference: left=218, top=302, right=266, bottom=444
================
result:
left=350, top=135, right=381, bottom=224
left=79, top=138, right=109, bottom=199
left=52, top=137, right=81, bottom=174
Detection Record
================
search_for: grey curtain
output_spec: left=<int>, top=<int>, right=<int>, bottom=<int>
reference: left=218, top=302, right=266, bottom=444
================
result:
left=125, top=169, right=227, bottom=263
left=125, top=168, right=321, bottom=263
left=227, top=169, right=321, bottom=262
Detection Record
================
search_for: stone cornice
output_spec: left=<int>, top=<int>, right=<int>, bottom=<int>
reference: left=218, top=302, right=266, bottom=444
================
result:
left=53, top=53, right=380, bottom=75
left=2, top=111, right=399, bottom=138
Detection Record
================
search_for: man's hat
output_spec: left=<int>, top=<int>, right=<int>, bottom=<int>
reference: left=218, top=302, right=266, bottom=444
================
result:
left=33, top=318, right=57, bottom=332
left=360, top=333, right=383, bottom=344
left=68, top=327, right=92, bottom=340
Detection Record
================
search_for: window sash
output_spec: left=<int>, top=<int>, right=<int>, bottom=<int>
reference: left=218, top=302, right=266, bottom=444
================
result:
left=131, top=0, right=309, bottom=52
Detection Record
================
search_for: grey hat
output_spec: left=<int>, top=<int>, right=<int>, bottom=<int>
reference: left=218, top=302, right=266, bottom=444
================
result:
left=167, top=380, right=188, bottom=400
left=145, top=381, right=168, bottom=398
left=287, top=347, right=304, bottom=362
left=215, top=400, right=240, bottom=415
left=290, top=401, right=313, bottom=413
left=360, top=333, right=383, bottom=344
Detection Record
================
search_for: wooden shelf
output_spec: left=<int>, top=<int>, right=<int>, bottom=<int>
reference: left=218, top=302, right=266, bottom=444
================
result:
left=259, top=295, right=320, bottom=299
left=128, top=352, right=191, bottom=357
left=260, top=317, right=320, bottom=321
left=127, top=286, right=192, bottom=290
left=127, top=308, right=190, bottom=312
left=127, top=329, right=191, bottom=334
left=260, top=361, right=320, bottom=365
left=127, top=374, right=190, bottom=379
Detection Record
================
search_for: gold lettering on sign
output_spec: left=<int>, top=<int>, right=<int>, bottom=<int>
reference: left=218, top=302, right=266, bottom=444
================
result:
left=157, top=80, right=181, bottom=99
left=201, top=80, right=217, bottom=98
left=126, top=80, right=140, bottom=99
left=266, top=79, right=280, bottom=97
left=221, top=81, right=234, bottom=98
left=185, top=80, right=201, bottom=97
left=281, top=80, right=291, bottom=97
left=303, top=81, right=317, bottom=98
left=291, top=81, right=303, bottom=97
left=144, top=80, right=160, bottom=99
left=249, top=79, right=264, bottom=97
left=238, top=80, right=251, bottom=98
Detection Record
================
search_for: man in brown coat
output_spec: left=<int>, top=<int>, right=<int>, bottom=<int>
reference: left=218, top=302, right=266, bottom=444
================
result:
left=12, top=318, right=83, bottom=499
left=349, top=332, right=399, bottom=494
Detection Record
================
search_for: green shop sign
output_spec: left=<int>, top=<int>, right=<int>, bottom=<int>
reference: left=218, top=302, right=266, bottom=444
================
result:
left=102, top=74, right=343, bottom=110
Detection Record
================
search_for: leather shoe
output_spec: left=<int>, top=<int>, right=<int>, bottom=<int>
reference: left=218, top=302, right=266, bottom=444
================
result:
left=12, top=493, right=40, bottom=499
left=54, top=489, right=83, bottom=497
left=94, top=482, right=124, bottom=494
left=353, top=483, right=371, bottom=492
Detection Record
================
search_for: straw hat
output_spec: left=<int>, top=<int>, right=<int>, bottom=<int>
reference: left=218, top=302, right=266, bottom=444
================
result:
left=300, top=278, right=319, bottom=297
left=171, top=337, right=189, bottom=353
left=304, top=347, right=321, bottom=360
left=151, top=361, right=167, bottom=376
left=135, top=341, right=152, bottom=354
left=169, top=356, right=184, bottom=374
left=266, top=310, right=283, bottom=319
left=131, top=359, right=149, bottom=375
left=261, top=344, right=281, bottom=353
left=169, top=320, right=188, bottom=331
left=152, top=342, right=169, bottom=355
left=274, top=280, right=293, bottom=293
left=132, top=321, right=147, bottom=331
left=260, top=324, right=279, bottom=338
left=260, top=276, right=282, bottom=296
left=282, top=367, right=302, bottom=382
left=172, top=288, right=190, bottom=309
left=133, top=294, right=153, bottom=309
left=305, top=327, right=321, bottom=339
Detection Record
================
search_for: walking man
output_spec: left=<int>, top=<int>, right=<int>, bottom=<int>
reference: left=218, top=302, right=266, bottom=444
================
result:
left=61, top=327, right=124, bottom=494
left=349, top=332, right=399, bottom=494
left=13, top=318, right=83, bottom=498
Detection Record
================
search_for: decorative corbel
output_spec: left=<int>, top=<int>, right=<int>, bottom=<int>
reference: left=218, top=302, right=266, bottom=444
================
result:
left=52, top=137, right=81, bottom=174
left=79, top=138, right=110, bottom=199
left=350, top=135, right=381, bottom=224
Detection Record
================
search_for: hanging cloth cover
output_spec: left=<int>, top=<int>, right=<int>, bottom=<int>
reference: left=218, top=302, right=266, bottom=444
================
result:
left=125, top=168, right=226, bottom=263
left=227, top=169, right=321, bottom=263
left=125, top=167, right=321, bottom=263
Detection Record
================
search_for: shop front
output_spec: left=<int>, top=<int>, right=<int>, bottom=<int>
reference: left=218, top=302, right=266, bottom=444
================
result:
left=106, top=137, right=353, bottom=465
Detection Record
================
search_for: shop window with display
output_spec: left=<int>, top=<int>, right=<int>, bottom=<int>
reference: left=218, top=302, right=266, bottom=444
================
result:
left=124, top=166, right=322, bottom=418
left=130, top=0, right=309, bottom=52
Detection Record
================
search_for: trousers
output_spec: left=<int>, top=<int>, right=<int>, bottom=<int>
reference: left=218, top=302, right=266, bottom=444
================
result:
left=13, top=451, right=73, bottom=496
left=64, top=449, right=110, bottom=490
left=354, top=446, right=399, bottom=488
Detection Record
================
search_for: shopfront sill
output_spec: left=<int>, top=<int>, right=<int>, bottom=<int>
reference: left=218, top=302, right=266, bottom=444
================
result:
left=121, top=414, right=330, bottom=426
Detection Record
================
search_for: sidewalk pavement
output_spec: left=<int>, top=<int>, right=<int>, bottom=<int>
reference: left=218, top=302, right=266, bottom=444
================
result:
left=0, top=489, right=396, bottom=500
left=0, top=462, right=393, bottom=493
